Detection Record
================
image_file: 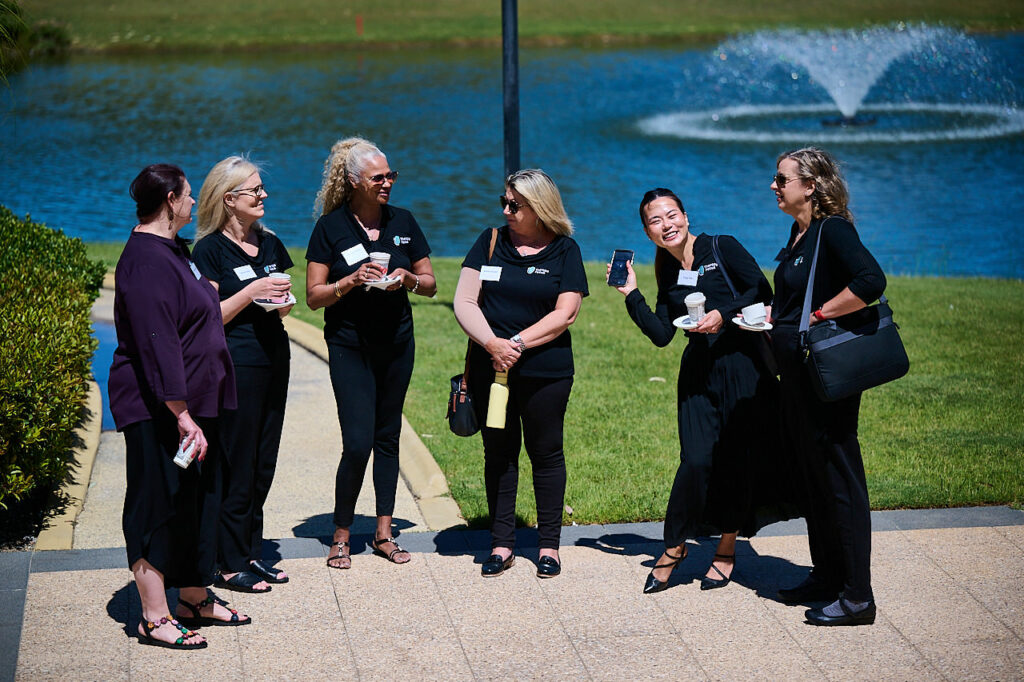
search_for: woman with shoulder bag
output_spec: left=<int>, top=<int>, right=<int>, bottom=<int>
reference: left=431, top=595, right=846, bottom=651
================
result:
left=769, top=147, right=886, bottom=626
left=612, top=187, right=794, bottom=594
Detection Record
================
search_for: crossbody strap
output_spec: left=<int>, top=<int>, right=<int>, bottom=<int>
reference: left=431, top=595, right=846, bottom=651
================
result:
left=711, top=235, right=738, bottom=300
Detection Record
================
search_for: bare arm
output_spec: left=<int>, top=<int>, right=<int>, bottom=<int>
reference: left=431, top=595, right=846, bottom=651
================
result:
left=385, top=256, right=438, bottom=297
left=516, top=291, right=583, bottom=348
left=210, top=277, right=291, bottom=325
left=809, top=287, right=870, bottom=326
left=305, top=260, right=385, bottom=311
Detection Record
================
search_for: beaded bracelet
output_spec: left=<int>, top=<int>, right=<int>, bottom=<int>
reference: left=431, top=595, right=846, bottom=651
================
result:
left=408, top=275, right=420, bottom=294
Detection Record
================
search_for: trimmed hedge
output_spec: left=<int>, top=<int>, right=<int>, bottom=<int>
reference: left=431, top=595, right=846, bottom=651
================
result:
left=0, top=205, right=104, bottom=516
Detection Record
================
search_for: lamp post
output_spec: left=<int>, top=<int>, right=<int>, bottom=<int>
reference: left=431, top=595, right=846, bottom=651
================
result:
left=502, top=0, right=520, bottom=178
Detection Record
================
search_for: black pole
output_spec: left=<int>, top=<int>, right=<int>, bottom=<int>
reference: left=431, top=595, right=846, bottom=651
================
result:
left=501, top=0, right=520, bottom=178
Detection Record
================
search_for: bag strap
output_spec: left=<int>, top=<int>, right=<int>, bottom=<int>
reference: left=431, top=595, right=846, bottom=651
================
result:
left=462, top=228, right=500, bottom=386
left=488, top=227, right=498, bottom=262
left=711, top=235, right=738, bottom=300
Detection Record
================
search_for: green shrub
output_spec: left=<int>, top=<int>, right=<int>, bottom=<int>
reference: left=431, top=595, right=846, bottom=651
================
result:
left=1, top=0, right=70, bottom=77
left=0, top=205, right=104, bottom=517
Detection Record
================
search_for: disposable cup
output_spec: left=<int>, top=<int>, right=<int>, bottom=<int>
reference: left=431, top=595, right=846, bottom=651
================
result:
left=684, top=292, right=706, bottom=323
left=268, top=272, right=291, bottom=302
left=369, top=251, right=391, bottom=277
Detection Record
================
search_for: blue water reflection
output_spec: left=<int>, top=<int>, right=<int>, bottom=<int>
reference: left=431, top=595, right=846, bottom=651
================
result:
left=2, top=35, right=1022, bottom=277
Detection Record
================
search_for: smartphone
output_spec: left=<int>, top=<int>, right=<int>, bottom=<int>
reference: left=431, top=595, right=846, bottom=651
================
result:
left=607, top=249, right=634, bottom=287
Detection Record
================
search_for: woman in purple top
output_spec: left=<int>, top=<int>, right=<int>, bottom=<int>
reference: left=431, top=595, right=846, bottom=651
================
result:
left=109, top=164, right=248, bottom=650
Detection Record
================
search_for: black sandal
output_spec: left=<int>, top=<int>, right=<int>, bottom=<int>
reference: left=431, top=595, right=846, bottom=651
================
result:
left=214, top=570, right=272, bottom=593
left=700, top=553, right=735, bottom=591
left=643, top=547, right=687, bottom=594
left=327, top=541, right=351, bottom=569
left=177, top=594, right=252, bottom=627
left=250, top=559, right=289, bottom=584
left=137, top=615, right=207, bottom=649
left=372, top=536, right=410, bottom=564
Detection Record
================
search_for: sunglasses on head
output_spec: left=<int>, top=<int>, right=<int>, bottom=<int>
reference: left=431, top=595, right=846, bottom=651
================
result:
left=500, top=195, right=528, bottom=214
left=773, top=172, right=803, bottom=188
left=368, top=171, right=398, bottom=184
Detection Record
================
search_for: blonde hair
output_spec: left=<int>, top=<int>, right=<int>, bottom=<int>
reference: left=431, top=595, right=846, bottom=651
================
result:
left=777, top=147, right=853, bottom=222
left=196, top=155, right=265, bottom=240
left=314, top=137, right=385, bottom=216
left=506, top=168, right=574, bottom=237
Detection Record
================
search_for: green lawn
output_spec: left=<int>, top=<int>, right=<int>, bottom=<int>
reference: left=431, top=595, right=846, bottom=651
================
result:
left=88, top=242, right=1024, bottom=525
left=23, top=0, right=1024, bottom=52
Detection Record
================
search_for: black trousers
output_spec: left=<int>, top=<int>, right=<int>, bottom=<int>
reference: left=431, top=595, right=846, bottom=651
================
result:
left=328, top=339, right=415, bottom=528
left=217, top=357, right=289, bottom=573
left=122, top=413, right=220, bottom=588
left=469, top=369, right=574, bottom=551
left=776, top=326, right=873, bottom=602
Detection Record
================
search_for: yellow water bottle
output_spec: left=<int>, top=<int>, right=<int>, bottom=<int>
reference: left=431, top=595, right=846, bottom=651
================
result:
left=485, top=370, right=509, bottom=429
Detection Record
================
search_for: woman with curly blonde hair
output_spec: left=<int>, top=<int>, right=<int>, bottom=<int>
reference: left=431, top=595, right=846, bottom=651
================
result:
left=305, top=137, right=436, bottom=570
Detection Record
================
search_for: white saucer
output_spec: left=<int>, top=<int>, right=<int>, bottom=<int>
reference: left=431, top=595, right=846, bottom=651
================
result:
left=672, top=315, right=699, bottom=330
left=363, top=275, right=402, bottom=290
left=253, top=293, right=296, bottom=311
left=732, top=316, right=773, bottom=332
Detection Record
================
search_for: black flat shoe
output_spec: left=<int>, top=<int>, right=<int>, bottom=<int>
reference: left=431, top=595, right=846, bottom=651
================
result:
left=777, top=575, right=839, bottom=604
left=643, top=548, right=686, bottom=594
left=481, top=553, right=515, bottom=577
left=214, top=571, right=272, bottom=593
left=250, top=559, right=289, bottom=584
left=536, top=555, right=561, bottom=578
left=806, top=600, right=876, bottom=626
left=700, top=553, right=734, bottom=591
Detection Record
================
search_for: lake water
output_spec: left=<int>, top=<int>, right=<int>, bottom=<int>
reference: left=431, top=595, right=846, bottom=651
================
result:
left=2, top=33, right=1022, bottom=277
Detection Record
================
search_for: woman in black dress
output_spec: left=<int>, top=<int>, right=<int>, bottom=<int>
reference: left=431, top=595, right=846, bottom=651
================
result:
left=453, top=169, right=589, bottom=579
left=612, top=188, right=787, bottom=594
left=306, top=137, right=436, bottom=570
left=110, top=164, right=249, bottom=650
left=769, top=147, right=886, bottom=626
left=193, top=156, right=294, bottom=592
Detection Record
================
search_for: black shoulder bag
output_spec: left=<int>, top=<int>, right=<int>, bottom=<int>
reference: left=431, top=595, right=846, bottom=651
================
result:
left=447, top=228, right=499, bottom=437
left=799, top=219, right=910, bottom=402
left=711, top=235, right=778, bottom=376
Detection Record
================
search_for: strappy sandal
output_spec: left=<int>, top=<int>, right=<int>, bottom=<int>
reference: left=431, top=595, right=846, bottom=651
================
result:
left=214, top=570, right=272, bottom=593
left=700, top=553, right=735, bottom=591
left=177, top=594, right=252, bottom=627
left=372, top=536, right=411, bottom=564
left=327, top=541, right=351, bottom=569
left=137, top=615, right=207, bottom=649
left=643, top=547, right=687, bottom=594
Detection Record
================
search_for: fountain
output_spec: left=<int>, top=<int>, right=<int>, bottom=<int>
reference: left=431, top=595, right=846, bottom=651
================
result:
left=639, top=24, right=1024, bottom=144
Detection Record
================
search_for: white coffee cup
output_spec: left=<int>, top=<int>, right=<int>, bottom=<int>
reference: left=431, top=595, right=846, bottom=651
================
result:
left=741, top=302, right=766, bottom=326
left=684, top=292, right=706, bottom=323
left=268, top=272, right=291, bottom=303
left=369, top=251, right=391, bottom=278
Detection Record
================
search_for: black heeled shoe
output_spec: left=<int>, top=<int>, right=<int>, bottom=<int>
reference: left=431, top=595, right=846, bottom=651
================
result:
left=481, top=553, right=515, bottom=577
left=643, top=548, right=686, bottom=594
left=700, top=553, right=734, bottom=591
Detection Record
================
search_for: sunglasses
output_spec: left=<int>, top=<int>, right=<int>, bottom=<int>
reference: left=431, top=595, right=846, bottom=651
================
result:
left=773, top=172, right=803, bottom=188
left=369, top=171, right=399, bottom=184
left=500, top=195, right=528, bottom=214
left=232, top=184, right=265, bottom=198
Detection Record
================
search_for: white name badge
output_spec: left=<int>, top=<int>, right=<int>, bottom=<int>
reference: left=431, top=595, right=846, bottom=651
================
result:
left=677, top=270, right=699, bottom=286
left=480, top=265, right=502, bottom=282
left=234, top=264, right=257, bottom=281
left=341, top=243, right=369, bottom=266
left=189, top=261, right=203, bottom=280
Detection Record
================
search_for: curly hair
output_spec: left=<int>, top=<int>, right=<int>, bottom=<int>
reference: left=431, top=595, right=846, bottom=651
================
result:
left=313, top=137, right=385, bottom=217
left=777, top=147, right=853, bottom=222
left=196, top=155, right=265, bottom=240
left=506, top=168, right=574, bottom=237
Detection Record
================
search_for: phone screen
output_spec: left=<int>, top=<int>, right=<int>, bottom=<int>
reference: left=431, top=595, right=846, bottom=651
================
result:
left=607, top=249, right=633, bottom=287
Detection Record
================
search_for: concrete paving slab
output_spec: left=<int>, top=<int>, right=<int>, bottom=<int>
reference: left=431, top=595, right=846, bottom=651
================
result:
left=573, top=634, right=708, bottom=680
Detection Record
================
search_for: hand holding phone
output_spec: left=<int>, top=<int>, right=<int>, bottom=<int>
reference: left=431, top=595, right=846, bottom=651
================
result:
left=607, top=249, right=633, bottom=287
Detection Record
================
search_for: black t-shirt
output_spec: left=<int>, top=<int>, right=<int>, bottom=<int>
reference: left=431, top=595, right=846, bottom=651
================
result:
left=305, top=203, right=431, bottom=347
left=191, top=229, right=293, bottom=367
left=625, top=233, right=772, bottom=350
left=462, top=226, right=589, bottom=378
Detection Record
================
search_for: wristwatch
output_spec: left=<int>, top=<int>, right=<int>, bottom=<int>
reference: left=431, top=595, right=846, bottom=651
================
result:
left=511, top=334, right=528, bottom=352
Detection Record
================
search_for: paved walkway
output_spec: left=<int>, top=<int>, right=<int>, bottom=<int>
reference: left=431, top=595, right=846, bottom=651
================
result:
left=1, top=289, right=1023, bottom=680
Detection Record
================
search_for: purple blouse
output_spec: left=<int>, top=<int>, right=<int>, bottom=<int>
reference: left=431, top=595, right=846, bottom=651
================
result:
left=108, top=230, right=237, bottom=430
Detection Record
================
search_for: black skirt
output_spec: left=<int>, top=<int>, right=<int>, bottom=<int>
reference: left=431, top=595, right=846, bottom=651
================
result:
left=121, top=412, right=221, bottom=588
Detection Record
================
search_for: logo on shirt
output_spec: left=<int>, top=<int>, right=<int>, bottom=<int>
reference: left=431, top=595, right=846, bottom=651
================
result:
left=264, top=264, right=279, bottom=274
left=697, top=262, right=718, bottom=276
left=526, top=266, right=550, bottom=275
left=394, top=236, right=411, bottom=246
left=794, top=256, right=804, bottom=267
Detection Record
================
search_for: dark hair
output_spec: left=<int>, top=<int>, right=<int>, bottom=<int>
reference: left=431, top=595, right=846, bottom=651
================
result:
left=129, top=163, right=186, bottom=221
left=638, top=188, right=686, bottom=284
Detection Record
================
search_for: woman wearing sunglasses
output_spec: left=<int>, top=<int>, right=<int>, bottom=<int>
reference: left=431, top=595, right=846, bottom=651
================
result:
left=769, top=147, right=886, bottom=626
left=306, top=137, right=436, bottom=570
left=612, top=188, right=791, bottom=594
left=192, top=156, right=294, bottom=593
left=453, top=169, right=588, bottom=578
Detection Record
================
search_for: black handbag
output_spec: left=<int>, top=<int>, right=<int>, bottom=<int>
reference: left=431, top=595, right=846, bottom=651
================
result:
left=711, top=235, right=778, bottom=376
left=799, top=218, right=910, bottom=402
